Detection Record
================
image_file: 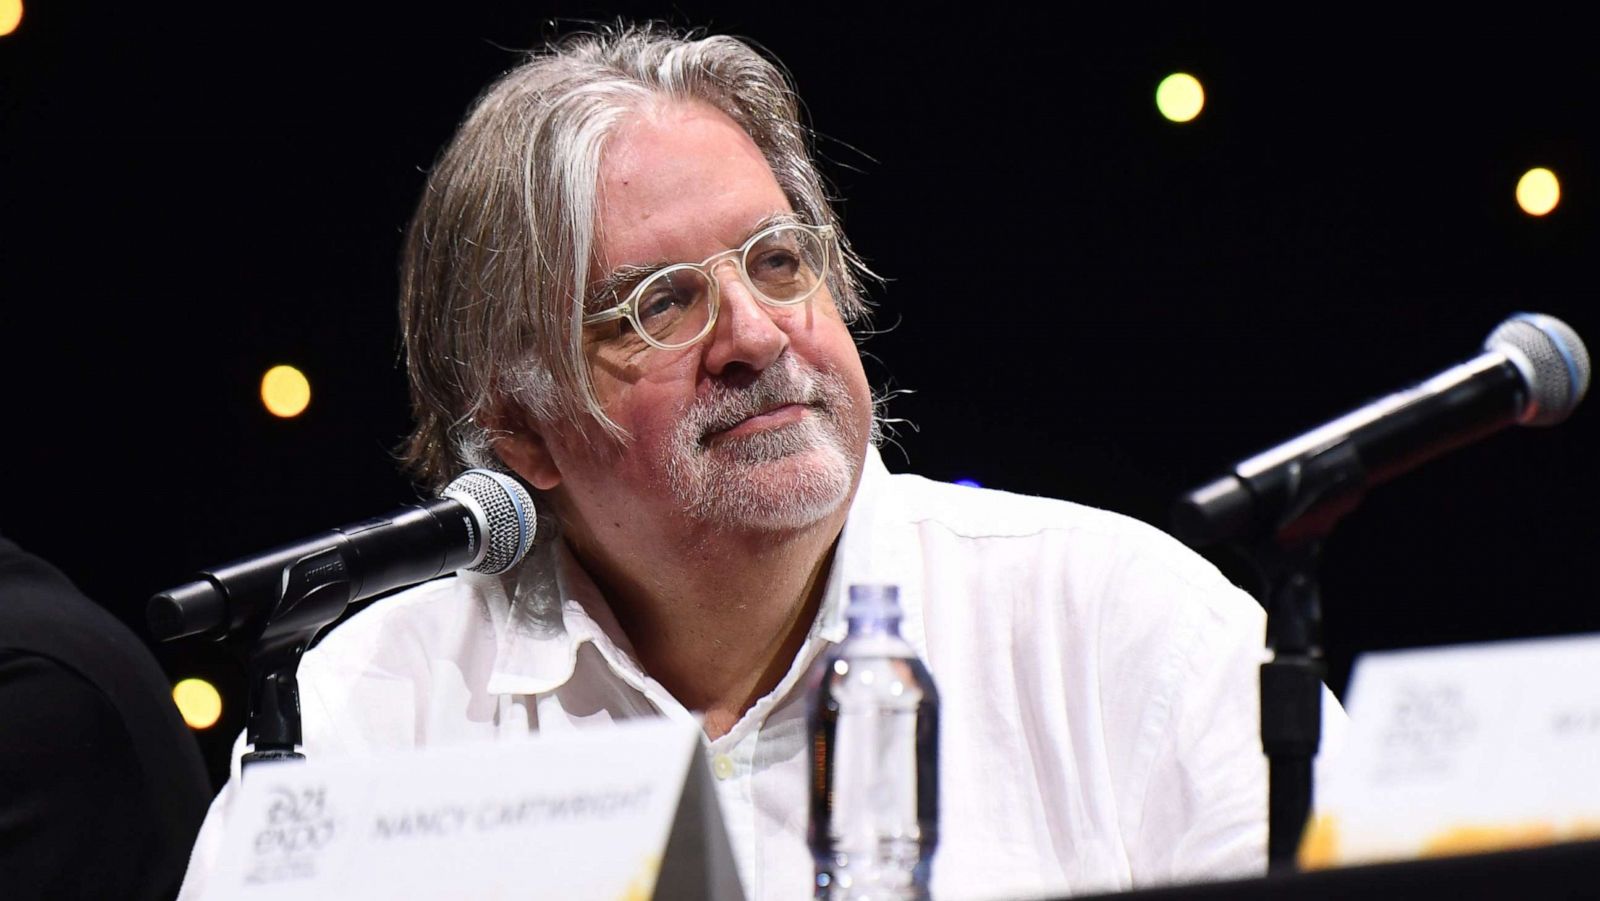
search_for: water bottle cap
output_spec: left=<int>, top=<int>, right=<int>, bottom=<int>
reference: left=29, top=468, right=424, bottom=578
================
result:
left=845, top=583, right=902, bottom=621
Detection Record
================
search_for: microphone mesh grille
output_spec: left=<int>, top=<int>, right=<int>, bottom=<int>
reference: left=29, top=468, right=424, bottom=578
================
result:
left=443, top=469, right=536, bottom=574
left=1486, top=313, right=1591, bottom=426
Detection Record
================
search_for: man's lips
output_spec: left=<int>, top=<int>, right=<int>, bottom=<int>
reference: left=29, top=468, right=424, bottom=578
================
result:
left=704, top=401, right=812, bottom=441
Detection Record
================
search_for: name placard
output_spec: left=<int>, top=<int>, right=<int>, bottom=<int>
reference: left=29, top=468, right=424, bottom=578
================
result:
left=207, top=717, right=744, bottom=899
left=1303, top=632, right=1600, bottom=867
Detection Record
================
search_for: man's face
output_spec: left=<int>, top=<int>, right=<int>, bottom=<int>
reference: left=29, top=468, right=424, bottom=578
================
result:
left=514, top=101, right=873, bottom=545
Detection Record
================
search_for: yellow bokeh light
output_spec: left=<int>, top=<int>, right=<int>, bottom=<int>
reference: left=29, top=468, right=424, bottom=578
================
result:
left=0, top=0, right=22, bottom=37
left=1516, top=167, right=1560, bottom=216
left=1156, top=72, right=1205, bottom=123
left=261, top=364, right=311, bottom=418
left=172, top=678, right=223, bottom=730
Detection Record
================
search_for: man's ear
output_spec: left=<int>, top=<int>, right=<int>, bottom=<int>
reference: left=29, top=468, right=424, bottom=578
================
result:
left=488, top=417, right=563, bottom=491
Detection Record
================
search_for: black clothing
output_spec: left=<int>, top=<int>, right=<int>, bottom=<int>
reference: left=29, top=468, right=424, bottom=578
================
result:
left=0, top=534, right=211, bottom=900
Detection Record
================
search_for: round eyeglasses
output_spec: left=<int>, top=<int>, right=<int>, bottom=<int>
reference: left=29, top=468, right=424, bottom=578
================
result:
left=582, top=222, right=836, bottom=350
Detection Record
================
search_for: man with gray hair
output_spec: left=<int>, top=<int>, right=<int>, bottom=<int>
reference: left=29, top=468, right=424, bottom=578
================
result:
left=185, top=23, right=1337, bottom=899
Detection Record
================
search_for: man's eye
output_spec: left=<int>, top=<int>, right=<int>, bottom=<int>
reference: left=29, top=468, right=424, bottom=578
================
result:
left=635, top=269, right=706, bottom=326
left=637, top=289, right=687, bottom=322
left=751, top=249, right=801, bottom=279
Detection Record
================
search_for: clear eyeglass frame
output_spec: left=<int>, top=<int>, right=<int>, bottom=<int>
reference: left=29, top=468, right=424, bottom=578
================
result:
left=581, top=221, right=837, bottom=351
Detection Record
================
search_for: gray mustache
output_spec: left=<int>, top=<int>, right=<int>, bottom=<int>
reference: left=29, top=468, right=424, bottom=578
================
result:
left=689, top=362, right=821, bottom=440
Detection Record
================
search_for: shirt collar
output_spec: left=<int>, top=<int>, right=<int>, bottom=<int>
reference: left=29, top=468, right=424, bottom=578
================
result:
left=482, top=537, right=650, bottom=696
left=482, top=444, right=926, bottom=697
left=824, top=446, right=929, bottom=658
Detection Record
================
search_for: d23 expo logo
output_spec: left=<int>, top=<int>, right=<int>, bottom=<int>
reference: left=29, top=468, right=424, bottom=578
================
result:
left=245, top=785, right=338, bottom=885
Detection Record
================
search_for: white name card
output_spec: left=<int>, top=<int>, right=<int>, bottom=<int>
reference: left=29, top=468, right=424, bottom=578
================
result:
left=207, top=717, right=744, bottom=899
left=1303, top=631, right=1600, bottom=867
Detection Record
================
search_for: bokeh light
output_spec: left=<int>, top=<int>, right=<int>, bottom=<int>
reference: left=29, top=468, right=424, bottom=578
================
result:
left=0, top=0, right=22, bottom=38
left=1156, top=72, right=1205, bottom=123
left=1516, top=167, right=1561, bottom=216
left=172, top=678, right=222, bottom=730
left=261, top=364, right=311, bottom=418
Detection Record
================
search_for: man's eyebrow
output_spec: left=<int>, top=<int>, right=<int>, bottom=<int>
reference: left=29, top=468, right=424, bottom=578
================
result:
left=586, top=263, right=660, bottom=312
left=586, top=211, right=806, bottom=310
left=749, top=210, right=803, bottom=232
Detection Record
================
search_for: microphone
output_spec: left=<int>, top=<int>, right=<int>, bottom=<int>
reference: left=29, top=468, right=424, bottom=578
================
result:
left=149, top=469, right=537, bottom=641
left=1172, top=312, right=1590, bottom=547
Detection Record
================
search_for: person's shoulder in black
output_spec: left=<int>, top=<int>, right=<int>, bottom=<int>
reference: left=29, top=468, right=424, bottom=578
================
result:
left=0, top=532, right=212, bottom=901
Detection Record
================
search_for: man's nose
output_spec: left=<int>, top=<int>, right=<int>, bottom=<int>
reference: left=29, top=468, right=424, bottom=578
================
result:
left=701, top=262, right=790, bottom=377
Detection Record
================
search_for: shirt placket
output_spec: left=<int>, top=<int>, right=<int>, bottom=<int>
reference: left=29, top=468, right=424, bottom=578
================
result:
left=708, top=729, right=760, bottom=895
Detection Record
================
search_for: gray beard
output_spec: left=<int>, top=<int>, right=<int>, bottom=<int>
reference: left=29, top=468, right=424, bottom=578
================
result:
left=663, top=356, right=861, bottom=531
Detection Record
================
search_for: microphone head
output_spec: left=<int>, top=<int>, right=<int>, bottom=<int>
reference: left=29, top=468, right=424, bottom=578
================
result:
left=1486, top=312, right=1590, bottom=426
left=441, top=469, right=537, bottom=574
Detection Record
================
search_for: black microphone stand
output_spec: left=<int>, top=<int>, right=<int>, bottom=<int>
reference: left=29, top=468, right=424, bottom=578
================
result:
left=1248, top=539, right=1325, bottom=871
left=1228, top=438, right=1366, bottom=872
left=236, top=545, right=361, bottom=769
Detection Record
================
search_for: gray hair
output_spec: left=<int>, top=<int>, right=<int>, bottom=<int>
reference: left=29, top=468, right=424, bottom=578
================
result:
left=398, top=23, right=873, bottom=490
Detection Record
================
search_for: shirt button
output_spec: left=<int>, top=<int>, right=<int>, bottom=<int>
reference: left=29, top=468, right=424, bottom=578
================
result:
left=711, top=753, right=735, bottom=780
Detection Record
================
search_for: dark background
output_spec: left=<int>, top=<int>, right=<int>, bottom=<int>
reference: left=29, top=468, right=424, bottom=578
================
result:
left=2, top=6, right=1594, bottom=790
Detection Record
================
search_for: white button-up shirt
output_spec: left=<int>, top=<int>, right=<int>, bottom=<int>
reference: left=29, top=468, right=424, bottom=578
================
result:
left=184, top=448, right=1344, bottom=899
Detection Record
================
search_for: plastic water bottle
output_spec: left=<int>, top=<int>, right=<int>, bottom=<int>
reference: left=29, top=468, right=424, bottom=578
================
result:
left=808, top=584, right=939, bottom=900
